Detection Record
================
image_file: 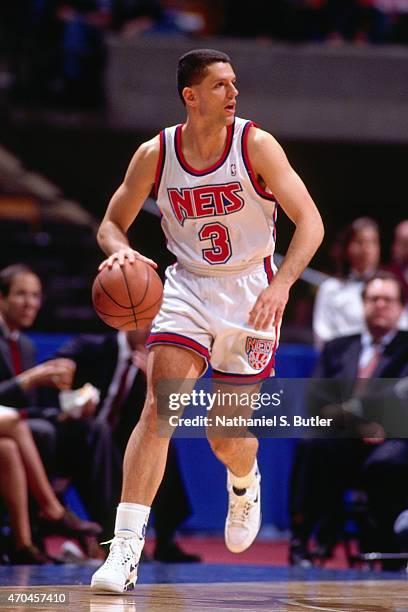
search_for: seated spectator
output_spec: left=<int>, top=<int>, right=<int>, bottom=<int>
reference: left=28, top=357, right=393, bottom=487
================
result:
left=0, top=264, right=121, bottom=540
left=0, top=405, right=100, bottom=564
left=313, top=217, right=380, bottom=348
left=56, top=328, right=201, bottom=563
left=389, top=219, right=408, bottom=296
left=289, top=272, right=408, bottom=568
left=384, top=219, right=408, bottom=329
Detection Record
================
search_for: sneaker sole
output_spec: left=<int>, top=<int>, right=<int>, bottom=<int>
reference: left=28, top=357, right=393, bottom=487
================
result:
left=90, top=578, right=125, bottom=593
left=90, top=570, right=137, bottom=593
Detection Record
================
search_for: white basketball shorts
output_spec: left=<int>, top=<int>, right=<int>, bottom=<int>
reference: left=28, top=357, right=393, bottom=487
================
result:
left=146, top=259, right=279, bottom=383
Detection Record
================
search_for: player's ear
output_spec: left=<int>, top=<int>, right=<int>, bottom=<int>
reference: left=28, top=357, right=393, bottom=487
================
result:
left=183, top=87, right=197, bottom=107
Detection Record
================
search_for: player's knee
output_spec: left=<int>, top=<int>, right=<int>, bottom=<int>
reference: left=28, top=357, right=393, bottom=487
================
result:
left=5, top=410, right=21, bottom=429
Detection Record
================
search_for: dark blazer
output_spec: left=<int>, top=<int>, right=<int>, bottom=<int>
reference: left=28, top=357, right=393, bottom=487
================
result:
left=315, top=331, right=408, bottom=380
left=0, top=328, right=38, bottom=408
left=56, top=333, right=147, bottom=434
left=310, top=330, right=408, bottom=435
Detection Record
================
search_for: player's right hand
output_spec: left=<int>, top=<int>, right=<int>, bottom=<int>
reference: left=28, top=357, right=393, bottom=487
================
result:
left=98, top=247, right=157, bottom=271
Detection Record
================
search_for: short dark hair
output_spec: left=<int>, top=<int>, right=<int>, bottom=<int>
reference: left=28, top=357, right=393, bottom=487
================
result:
left=362, top=270, right=405, bottom=304
left=177, top=48, right=231, bottom=104
left=331, top=217, right=379, bottom=278
left=0, top=264, right=38, bottom=297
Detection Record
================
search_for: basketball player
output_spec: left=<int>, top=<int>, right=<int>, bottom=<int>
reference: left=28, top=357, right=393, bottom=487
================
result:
left=91, top=49, right=324, bottom=592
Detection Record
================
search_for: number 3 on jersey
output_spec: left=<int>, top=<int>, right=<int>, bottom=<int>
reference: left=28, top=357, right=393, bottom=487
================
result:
left=199, top=222, right=232, bottom=264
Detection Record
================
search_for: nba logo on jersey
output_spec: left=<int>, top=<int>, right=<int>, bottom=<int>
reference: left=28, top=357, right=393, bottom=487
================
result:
left=245, top=337, right=274, bottom=370
left=231, top=163, right=236, bottom=176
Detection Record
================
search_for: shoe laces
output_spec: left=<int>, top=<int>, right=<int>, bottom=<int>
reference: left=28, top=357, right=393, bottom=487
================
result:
left=100, top=537, right=140, bottom=570
left=229, top=495, right=254, bottom=523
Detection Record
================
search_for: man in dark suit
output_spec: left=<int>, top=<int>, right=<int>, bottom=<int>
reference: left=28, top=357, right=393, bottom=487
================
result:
left=0, top=263, right=119, bottom=538
left=56, top=328, right=201, bottom=563
left=289, top=271, right=408, bottom=566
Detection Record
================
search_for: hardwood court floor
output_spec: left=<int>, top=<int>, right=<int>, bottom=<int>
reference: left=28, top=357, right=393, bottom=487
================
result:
left=1, top=563, right=407, bottom=611
left=0, top=580, right=408, bottom=611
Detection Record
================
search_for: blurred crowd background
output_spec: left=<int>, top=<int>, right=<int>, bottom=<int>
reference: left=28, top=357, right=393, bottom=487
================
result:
left=0, top=0, right=407, bottom=570
left=1, top=1, right=408, bottom=111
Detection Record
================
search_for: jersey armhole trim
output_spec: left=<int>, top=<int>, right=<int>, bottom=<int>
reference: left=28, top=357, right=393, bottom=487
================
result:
left=241, top=121, right=277, bottom=202
left=263, top=255, right=274, bottom=283
left=154, top=130, right=166, bottom=198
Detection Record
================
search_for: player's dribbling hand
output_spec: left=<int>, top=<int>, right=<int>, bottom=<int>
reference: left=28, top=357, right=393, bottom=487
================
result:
left=99, top=248, right=157, bottom=271
left=248, top=281, right=289, bottom=331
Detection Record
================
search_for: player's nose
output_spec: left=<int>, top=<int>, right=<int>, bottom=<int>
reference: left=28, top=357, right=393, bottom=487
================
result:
left=228, top=83, right=238, bottom=97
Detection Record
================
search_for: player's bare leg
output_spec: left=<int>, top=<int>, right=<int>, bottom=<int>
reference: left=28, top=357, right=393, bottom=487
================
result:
left=122, top=345, right=204, bottom=504
left=91, top=345, right=204, bottom=593
left=207, top=383, right=262, bottom=553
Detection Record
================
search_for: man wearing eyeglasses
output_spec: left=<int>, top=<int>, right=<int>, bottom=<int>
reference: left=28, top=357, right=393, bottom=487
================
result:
left=289, top=271, right=408, bottom=568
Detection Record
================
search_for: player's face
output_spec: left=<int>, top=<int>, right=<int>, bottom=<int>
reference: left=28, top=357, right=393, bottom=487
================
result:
left=191, top=62, right=238, bottom=125
left=363, top=279, right=403, bottom=334
left=346, top=226, right=380, bottom=274
left=0, top=273, right=42, bottom=331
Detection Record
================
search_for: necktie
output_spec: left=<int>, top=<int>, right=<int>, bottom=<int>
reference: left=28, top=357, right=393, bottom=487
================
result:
left=355, top=343, right=382, bottom=395
left=107, top=358, right=133, bottom=428
left=358, top=345, right=382, bottom=379
left=8, top=338, right=22, bottom=375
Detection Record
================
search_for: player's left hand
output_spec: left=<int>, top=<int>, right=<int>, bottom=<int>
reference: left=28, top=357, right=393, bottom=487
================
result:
left=248, top=280, right=289, bottom=331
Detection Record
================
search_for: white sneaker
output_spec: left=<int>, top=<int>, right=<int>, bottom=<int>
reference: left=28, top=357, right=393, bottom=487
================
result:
left=225, top=469, right=261, bottom=553
left=90, top=535, right=144, bottom=593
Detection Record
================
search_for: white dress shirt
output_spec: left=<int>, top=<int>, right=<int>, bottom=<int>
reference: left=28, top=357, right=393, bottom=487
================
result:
left=313, top=276, right=408, bottom=348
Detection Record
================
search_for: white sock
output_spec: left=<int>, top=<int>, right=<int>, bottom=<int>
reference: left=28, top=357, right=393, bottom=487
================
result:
left=114, top=502, right=150, bottom=539
left=228, top=459, right=258, bottom=490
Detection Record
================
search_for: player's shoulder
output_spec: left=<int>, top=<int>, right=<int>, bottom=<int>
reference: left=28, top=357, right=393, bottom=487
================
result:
left=244, top=122, right=282, bottom=159
left=245, top=122, right=277, bottom=145
left=138, top=134, right=161, bottom=159
left=127, top=134, right=161, bottom=175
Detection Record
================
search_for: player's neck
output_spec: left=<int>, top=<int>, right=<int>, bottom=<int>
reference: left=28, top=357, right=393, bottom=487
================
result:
left=182, top=117, right=228, bottom=167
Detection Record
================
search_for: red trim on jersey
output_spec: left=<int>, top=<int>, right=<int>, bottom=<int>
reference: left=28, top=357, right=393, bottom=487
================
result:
left=263, top=255, right=274, bottom=283
left=242, top=121, right=276, bottom=202
left=175, top=122, right=234, bottom=176
left=154, top=130, right=166, bottom=197
left=146, top=332, right=210, bottom=360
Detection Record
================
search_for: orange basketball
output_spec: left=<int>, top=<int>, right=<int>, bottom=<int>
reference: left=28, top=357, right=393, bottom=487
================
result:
left=92, top=259, right=163, bottom=330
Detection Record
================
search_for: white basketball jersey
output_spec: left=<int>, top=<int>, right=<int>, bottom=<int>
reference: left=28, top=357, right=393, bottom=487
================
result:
left=155, top=117, right=277, bottom=276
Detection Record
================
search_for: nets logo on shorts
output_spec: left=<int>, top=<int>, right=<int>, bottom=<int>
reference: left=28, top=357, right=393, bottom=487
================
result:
left=245, top=337, right=274, bottom=370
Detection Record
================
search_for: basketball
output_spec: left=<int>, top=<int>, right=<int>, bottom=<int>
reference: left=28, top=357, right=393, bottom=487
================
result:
left=92, top=259, right=163, bottom=330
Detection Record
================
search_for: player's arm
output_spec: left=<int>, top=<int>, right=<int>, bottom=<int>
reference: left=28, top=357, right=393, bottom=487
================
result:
left=247, top=127, right=324, bottom=330
left=97, top=135, right=160, bottom=269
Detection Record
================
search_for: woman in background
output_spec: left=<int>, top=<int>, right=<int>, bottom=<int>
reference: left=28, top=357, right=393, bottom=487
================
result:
left=0, top=406, right=101, bottom=564
left=313, top=217, right=380, bottom=349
